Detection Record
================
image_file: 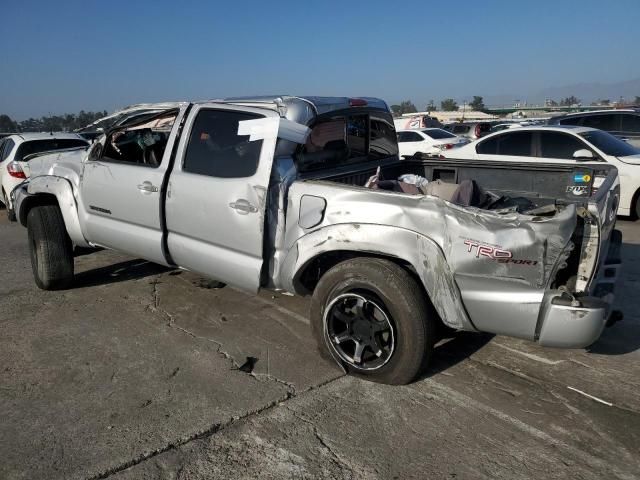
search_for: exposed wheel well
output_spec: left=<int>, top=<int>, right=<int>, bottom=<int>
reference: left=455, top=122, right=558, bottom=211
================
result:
left=298, top=250, right=448, bottom=334
left=296, top=250, right=419, bottom=296
left=18, top=193, right=59, bottom=226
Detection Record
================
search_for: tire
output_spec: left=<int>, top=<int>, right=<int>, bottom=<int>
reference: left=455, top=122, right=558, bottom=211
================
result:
left=27, top=205, right=74, bottom=290
left=635, top=194, right=640, bottom=220
left=310, top=258, right=435, bottom=385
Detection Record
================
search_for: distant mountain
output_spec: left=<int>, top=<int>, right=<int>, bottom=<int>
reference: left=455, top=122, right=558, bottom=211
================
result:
left=483, top=78, right=640, bottom=107
left=535, top=78, right=640, bottom=104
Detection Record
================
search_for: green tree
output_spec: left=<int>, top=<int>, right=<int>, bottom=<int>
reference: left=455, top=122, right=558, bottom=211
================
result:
left=9, top=110, right=109, bottom=132
left=0, top=114, right=18, bottom=132
left=634, top=96, right=640, bottom=105
left=560, top=96, right=580, bottom=106
left=440, top=98, right=458, bottom=111
left=426, top=100, right=437, bottom=111
left=469, top=96, right=485, bottom=111
left=390, top=100, right=418, bottom=116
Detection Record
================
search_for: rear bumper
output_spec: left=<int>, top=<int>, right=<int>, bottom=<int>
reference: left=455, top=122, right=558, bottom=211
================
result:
left=537, top=229, right=622, bottom=348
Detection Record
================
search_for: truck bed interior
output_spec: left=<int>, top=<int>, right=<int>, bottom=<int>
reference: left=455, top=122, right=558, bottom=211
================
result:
left=304, top=156, right=609, bottom=214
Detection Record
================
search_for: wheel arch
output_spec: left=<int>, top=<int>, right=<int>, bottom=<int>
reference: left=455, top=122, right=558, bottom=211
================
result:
left=19, top=176, right=89, bottom=247
left=281, top=224, right=476, bottom=331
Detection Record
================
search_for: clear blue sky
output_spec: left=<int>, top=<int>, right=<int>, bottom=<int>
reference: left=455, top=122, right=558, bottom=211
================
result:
left=2, top=0, right=639, bottom=119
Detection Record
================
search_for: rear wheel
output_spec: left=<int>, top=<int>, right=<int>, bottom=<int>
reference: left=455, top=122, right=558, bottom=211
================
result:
left=310, top=258, right=435, bottom=385
left=27, top=205, right=74, bottom=290
left=635, top=193, right=640, bottom=220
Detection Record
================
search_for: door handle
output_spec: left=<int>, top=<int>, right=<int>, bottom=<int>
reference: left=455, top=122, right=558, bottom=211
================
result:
left=137, top=181, right=159, bottom=194
left=229, top=199, right=258, bottom=214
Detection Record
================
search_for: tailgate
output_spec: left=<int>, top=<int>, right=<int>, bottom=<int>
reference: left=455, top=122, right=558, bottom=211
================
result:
left=409, top=157, right=621, bottom=295
left=573, top=165, right=620, bottom=295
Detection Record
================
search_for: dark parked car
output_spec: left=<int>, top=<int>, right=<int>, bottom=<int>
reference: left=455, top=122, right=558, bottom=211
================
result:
left=548, top=109, right=640, bottom=149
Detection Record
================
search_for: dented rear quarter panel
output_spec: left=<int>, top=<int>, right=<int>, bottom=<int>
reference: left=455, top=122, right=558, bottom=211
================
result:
left=278, top=180, right=578, bottom=340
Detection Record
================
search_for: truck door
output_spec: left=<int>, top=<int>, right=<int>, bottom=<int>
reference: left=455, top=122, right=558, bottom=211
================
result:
left=165, top=104, right=280, bottom=293
left=79, top=106, right=188, bottom=264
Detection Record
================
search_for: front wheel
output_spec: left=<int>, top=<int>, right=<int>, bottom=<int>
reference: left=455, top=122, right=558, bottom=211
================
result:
left=27, top=205, right=74, bottom=290
left=310, top=258, right=435, bottom=385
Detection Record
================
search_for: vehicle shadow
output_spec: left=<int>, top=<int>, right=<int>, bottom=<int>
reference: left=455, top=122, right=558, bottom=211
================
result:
left=586, top=325, right=640, bottom=355
left=418, top=330, right=495, bottom=380
left=73, top=259, right=172, bottom=288
left=586, top=241, right=640, bottom=355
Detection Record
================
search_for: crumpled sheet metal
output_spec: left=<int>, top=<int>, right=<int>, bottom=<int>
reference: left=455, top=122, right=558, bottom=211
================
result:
left=23, top=175, right=90, bottom=247
left=277, top=180, right=578, bottom=334
left=279, top=223, right=474, bottom=331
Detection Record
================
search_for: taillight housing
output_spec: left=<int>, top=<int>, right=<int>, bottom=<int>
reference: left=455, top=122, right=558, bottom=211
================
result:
left=474, top=124, right=482, bottom=138
left=436, top=143, right=455, bottom=151
left=349, top=98, right=368, bottom=107
left=7, top=161, right=26, bottom=179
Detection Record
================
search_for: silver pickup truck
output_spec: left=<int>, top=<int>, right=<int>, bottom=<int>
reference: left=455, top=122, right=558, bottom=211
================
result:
left=13, top=96, right=622, bottom=384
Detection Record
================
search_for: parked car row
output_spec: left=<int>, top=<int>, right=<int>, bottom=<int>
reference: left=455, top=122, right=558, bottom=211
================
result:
left=395, top=108, right=640, bottom=217
left=548, top=109, right=640, bottom=148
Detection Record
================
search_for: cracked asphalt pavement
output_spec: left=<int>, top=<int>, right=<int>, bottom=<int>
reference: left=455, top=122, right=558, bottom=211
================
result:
left=1, top=213, right=639, bottom=479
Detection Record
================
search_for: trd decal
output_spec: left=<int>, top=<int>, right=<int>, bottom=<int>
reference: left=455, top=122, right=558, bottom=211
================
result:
left=497, top=258, right=539, bottom=266
left=463, top=240, right=512, bottom=259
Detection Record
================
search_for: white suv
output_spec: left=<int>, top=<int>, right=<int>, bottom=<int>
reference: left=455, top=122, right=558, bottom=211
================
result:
left=396, top=128, right=468, bottom=157
left=0, top=133, right=88, bottom=220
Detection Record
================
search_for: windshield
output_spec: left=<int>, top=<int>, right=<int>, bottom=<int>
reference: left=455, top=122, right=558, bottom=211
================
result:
left=77, top=109, right=166, bottom=133
left=579, top=130, right=639, bottom=157
left=422, top=129, right=455, bottom=139
left=15, top=139, right=88, bottom=161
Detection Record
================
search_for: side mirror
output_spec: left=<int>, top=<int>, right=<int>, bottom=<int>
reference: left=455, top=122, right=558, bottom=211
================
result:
left=573, top=149, right=594, bottom=160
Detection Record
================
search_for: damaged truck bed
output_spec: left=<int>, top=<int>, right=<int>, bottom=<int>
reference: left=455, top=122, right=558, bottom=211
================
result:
left=13, top=96, right=622, bottom=385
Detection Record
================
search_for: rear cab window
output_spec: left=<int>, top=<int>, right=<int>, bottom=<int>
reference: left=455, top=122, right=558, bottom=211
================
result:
left=298, top=109, right=398, bottom=172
